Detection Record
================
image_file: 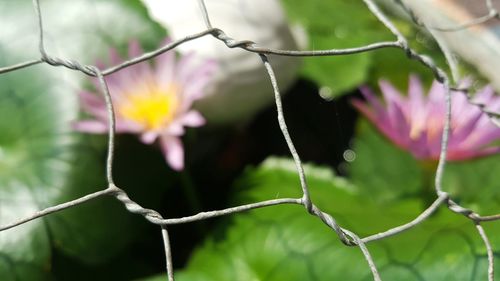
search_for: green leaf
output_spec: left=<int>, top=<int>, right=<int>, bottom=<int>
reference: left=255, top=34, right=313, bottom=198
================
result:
left=367, top=29, right=449, bottom=92
left=349, top=120, right=422, bottom=202
left=280, top=0, right=452, bottom=98
left=442, top=152, right=500, bottom=215
left=0, top=0, right=168, bottom=279
left=0, top=64, right=70, bottom=280
left=162, top=158, right=499, bottom=281
left=280, top=0, right=400, bottom=97
left=50, top=134, right=177, bottom=262
left=368, top=47, right=438, bottom=91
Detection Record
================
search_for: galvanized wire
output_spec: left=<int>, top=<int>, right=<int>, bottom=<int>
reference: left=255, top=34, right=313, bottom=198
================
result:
left=0, top=0, right=499, bottom=280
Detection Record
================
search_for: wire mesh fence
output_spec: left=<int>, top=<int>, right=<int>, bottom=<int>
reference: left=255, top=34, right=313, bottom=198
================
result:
left=0, top=0, right=500, bottom=280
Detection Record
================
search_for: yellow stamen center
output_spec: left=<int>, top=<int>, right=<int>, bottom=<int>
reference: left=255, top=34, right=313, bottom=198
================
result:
left=119, top=87, right=178, bottom=130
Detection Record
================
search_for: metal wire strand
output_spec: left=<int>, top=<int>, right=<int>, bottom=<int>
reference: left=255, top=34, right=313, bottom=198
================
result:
left=0, top=0, right=497, bottom=280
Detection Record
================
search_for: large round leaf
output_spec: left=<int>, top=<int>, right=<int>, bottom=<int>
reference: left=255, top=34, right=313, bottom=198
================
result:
left=280, top=0, right=385, bottom=97
left=141, top=158, right=499, bottom=281
left=0, top=0, right=167, bottom=279
left=279, top=0, right=450, bottom=99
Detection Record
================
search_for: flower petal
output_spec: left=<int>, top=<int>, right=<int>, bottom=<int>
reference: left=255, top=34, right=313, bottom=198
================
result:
left=379, top=80, right=404, bottom=107
left=181, top=59, right=218, bottom=103
left=473, top=85, right=494, bottom=105
left=459, top=124, right=500, bottom=150
left=155, top=39, right=176, bottom=89
left=109, top=47, right=122, bottom=65
left=175, top=51, right=197, bottom=85
left=79, top=91, right=108, bottom=120
left=358, top=85, right=384, bottom=113
left=449, top=146, right=500, bottom=161
left=140, top=131, right=159, bottom=144
left=181, top=110, right=206, bottom=127
left=351, top=99, right=378, bottom=125
left=160, top=136, right=184, bottom=171
left=165, top=122, right=185, bottom=136
left=128, top=40, right=154, bottom=81
left=128, top=39, right=143, bottom=58
left=408, top=75, right=424, bottom=102
left=408, top=75, right=425, bottom=120
left=386, top=101, right=410, bottom=148
left=354, top=75, right=500, bottom=162
left=427, top=80, right=445, bottom=102
left=72, top=120, right=108, bottom=133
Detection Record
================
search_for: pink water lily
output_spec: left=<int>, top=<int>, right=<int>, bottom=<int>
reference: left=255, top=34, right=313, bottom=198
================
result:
left=352, top=75, right=500, bottom=161
left=74, top=39, right=217, bottom=171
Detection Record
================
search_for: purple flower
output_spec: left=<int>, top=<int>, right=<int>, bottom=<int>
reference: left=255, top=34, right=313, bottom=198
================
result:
left=74, top=39, right=217, bottom=171
left=352, top=75, right=500, bottom=161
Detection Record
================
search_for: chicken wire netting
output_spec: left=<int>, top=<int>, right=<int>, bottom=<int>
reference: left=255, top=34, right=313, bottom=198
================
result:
left=1, top=0, right=500, bottom=280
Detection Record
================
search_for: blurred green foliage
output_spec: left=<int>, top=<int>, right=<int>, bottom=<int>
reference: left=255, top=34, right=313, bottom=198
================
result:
left=142, top=158, right=499, bottom=281
left=0, top=0, right=167, bottom=279
left=280, top=0, right=445, bottom=97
